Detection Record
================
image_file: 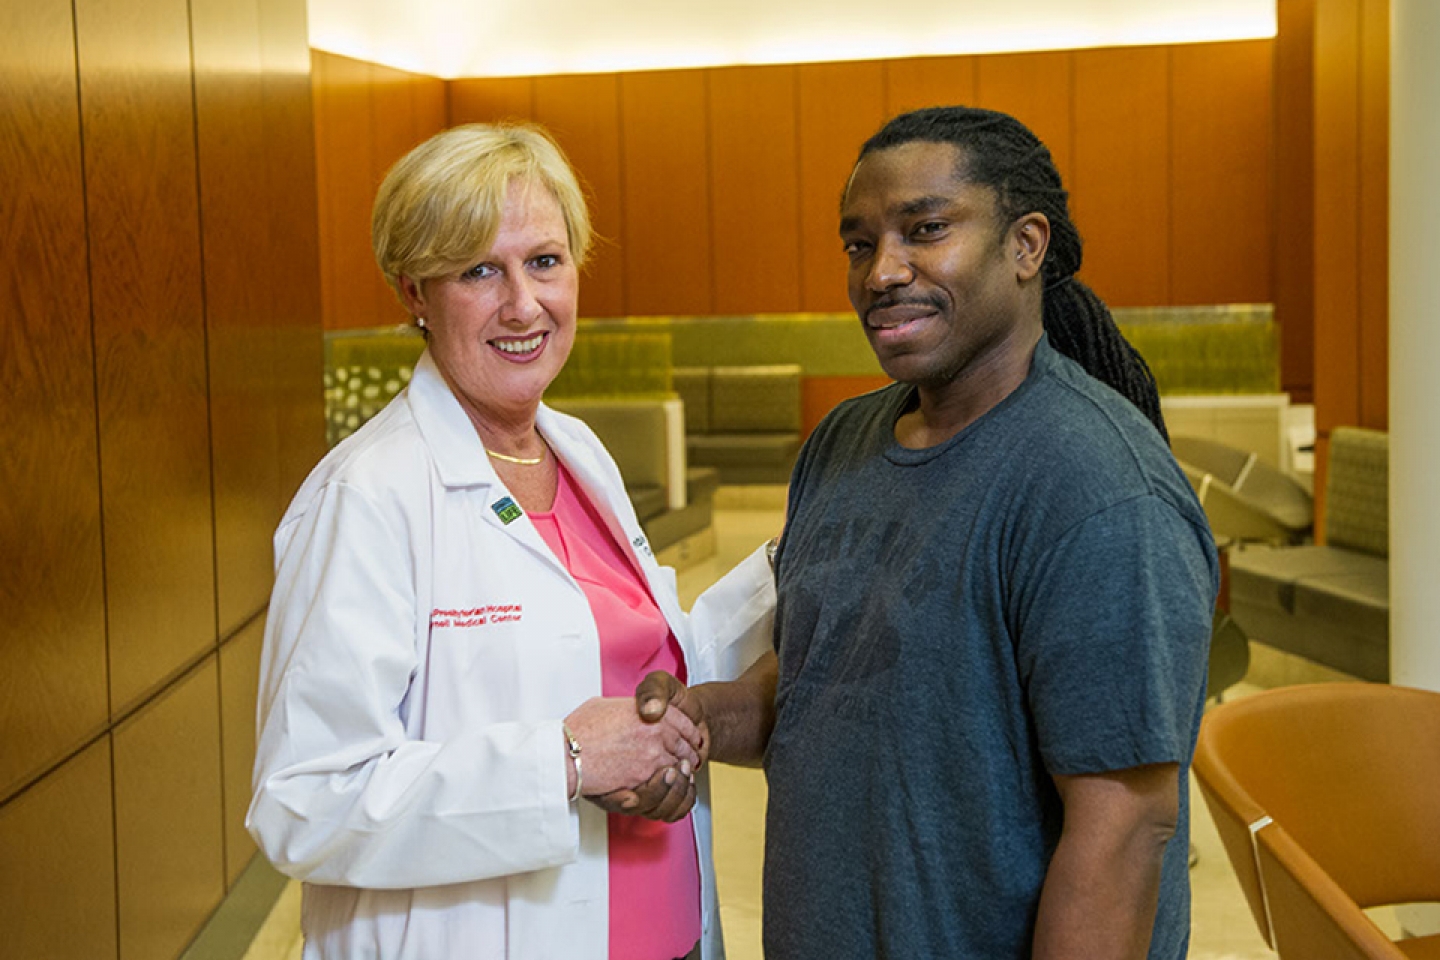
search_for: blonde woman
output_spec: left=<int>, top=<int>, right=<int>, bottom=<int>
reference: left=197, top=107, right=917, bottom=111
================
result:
left=248, top=124, right=775, bottom=960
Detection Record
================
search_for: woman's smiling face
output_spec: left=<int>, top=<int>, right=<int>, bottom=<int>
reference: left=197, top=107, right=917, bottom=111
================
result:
left=400, top=179, right=579, bottom=426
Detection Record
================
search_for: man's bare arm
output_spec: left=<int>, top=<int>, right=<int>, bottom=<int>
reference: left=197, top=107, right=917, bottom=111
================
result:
left=1032, top=762, right=1180, bottom=960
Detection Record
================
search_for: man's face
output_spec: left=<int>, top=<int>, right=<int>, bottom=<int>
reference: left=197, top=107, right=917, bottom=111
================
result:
left=839, top=141, right=1039, bottom=389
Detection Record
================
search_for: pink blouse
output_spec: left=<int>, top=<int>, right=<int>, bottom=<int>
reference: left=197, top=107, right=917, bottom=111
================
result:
left=529, top=462, right=701, bottom=960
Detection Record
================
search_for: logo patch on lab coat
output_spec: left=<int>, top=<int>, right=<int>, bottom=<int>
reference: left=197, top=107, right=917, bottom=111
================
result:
left=491, top=497, right=522, bottom=524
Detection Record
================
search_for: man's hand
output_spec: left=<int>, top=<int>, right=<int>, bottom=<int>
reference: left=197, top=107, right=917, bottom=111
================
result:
left=587, top=764, right=696, bottom=823
left=597, top=653, right=781, bottom=821
left=637, top=670, right=711, bottom=764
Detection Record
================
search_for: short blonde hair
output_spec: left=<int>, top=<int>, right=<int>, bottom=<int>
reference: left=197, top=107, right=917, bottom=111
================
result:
left=372, top=123, right=593, bottom=296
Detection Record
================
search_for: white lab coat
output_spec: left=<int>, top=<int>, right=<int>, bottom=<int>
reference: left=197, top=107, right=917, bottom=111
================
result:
left=247, top=349, right=776, bottom=960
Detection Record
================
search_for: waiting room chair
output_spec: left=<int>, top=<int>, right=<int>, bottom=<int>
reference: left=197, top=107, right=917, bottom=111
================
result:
left=1172, top=435, right=1313, bottom=544
left=1192, top=683, right=1440, bottom=959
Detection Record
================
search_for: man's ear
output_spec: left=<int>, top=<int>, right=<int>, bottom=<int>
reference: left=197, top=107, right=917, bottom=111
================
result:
left=1012, top=213, right=1050, bottom=282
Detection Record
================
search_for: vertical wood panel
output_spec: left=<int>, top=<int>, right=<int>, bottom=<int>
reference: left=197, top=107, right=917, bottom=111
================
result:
left=311, top=56, right=449, bottom=333
left=884, top=56, right=977, bottom=117
left=448, top=76, right=535, bottom=123
left=1312, top=1, right=1362, bottom=433
left=370, top=62, right=419, bottom=172
left=1358, top=0, right=1388, bottom=430
left=975, top=51, right=1075, bottom=182
left=1275, top=0, right=1317, bottom=402
left=413, top=73, right=448, bottom=138
left=798, top=61, right=887, bottom=312
left=220, top=618, right=265, bottom=886
left=1170, top=40, right=1275, bottom=306
left=193, top=0, right=280, bottom=639
left=0, top=741, right=117, bottom=960
left=114, top=660, right=225, bottom=960
left=367, top=63, right=422, bottom=325
left=312, top=52, right=378, bottom=330
left=709, top=65, right=801, bottom=314
left=0, top=0, right=109, bottom=796
left=620, top=70, right=712, bottom=315
left=1072, top=46, right=1170, bottom=307
left=260, top=0, right=326, bottom=507
left=534, top=73, right=626, bottom=317
left=311, top=50, right=338, bottom=332
left=75, top=0, right=217, bottom=714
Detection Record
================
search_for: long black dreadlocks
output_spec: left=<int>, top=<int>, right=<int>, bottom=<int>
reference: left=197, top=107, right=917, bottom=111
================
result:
left=857, top=106, right=1168, bottom=440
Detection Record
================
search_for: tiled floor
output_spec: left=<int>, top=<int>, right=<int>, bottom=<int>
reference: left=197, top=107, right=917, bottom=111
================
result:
left=246, top=490, right=1323, bottom=960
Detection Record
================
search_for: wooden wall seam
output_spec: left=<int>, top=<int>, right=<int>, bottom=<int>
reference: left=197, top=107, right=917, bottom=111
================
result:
left=0, top=603, right=268, bottom=814
left=792, top=66, right=806, bottom=316
left=614, top=75, right=629, bottom=314
left=72, top=0, right=112, bottom=729
left=186, top=0, right=224, bottom=667
left=702, top=71, right=717, bottom=314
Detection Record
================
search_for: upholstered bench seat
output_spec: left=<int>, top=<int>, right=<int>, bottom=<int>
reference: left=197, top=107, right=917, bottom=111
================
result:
left=1293, top=569, right=1389, bottom=645
left=1226, top=427, right=1389, bottom=681
left=1229, top=544, right=1378, bottom=613
left=686, top=434, right=801, bottom=484
left=675, top=364, right=802, bottom=484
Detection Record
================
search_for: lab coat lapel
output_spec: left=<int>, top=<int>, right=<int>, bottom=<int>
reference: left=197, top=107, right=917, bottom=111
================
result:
left=541, top=406, right=690, bottom=635
left=406, top=349, right=572, bottom=582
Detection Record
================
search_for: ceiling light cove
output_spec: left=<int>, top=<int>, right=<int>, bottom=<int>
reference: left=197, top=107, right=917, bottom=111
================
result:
left=308, top=0, right=1277, bottom=79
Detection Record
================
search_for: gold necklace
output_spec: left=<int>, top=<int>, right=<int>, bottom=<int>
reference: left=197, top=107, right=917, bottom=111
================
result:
left=486, top=447, right=546, bottom=466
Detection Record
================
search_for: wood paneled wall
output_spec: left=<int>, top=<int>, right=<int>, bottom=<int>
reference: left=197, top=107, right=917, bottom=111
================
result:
left=1275, top=0, right=1318, bottom=403
left=312, top=51, right=447, bottom=330
left=441, top=41, right=1275, bottom=321
left=1299, top=0, right=1389, bottom=537
left=314, top=32, right=1404, bottom=426
left=1313, top=0, right=1389, bottom=438
left=313, top=41, right=1277, bottom=329
left=0, top=0, right=324, bottom=956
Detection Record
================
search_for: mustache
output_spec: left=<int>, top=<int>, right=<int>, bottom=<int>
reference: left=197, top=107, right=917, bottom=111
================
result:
left=864, top=293, right=946, bottom=323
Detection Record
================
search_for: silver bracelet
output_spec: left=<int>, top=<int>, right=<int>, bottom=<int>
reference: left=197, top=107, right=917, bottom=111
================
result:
left=562, top=722, right=583, bottom=802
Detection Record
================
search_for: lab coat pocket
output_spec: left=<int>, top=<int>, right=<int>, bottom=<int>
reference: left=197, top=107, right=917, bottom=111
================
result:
left=514, top=630, right=591, bottom=718
left=424, top=610, right=529, bottom=727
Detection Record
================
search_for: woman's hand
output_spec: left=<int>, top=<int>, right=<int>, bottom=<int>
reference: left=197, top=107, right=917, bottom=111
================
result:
left=585, top=671, right=712, bottom=822
left=563, top=696, right=703, bottom=798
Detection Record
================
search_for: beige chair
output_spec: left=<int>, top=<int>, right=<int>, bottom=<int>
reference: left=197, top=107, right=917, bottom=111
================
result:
left=1172, top=435, right=1313, bottom=544
left=1193, top=683, right=1440, bottom=959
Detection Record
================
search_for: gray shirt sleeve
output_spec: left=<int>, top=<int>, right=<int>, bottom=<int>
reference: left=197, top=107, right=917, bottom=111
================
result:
left=1012, top=493, right=1217, bottom=776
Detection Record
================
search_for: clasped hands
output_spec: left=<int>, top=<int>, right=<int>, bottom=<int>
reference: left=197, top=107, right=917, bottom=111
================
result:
left=562, top=671, right=701, bottom=822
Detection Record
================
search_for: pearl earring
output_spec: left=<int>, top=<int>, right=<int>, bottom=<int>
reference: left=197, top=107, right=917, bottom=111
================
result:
left=416, top=317, right=427, bottom=329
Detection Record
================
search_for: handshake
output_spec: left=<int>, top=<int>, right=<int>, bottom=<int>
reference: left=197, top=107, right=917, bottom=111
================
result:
left=562, top=671, right=707, bottom=823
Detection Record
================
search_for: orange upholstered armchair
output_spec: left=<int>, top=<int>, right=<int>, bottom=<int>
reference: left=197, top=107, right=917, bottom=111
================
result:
left=1192, top=683, right=1440, bottom=959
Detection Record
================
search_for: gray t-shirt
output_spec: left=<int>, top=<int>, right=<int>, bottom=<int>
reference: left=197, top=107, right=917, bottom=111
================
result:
left=763, top=336, right=1217, bottom=959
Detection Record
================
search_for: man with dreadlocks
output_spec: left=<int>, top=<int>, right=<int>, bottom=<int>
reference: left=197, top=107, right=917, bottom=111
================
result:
left=630, top=106, right=1216, bottom=959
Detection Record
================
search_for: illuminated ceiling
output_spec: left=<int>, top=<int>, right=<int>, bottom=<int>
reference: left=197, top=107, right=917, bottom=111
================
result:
left=307, top=0, right=1278, bottom=79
